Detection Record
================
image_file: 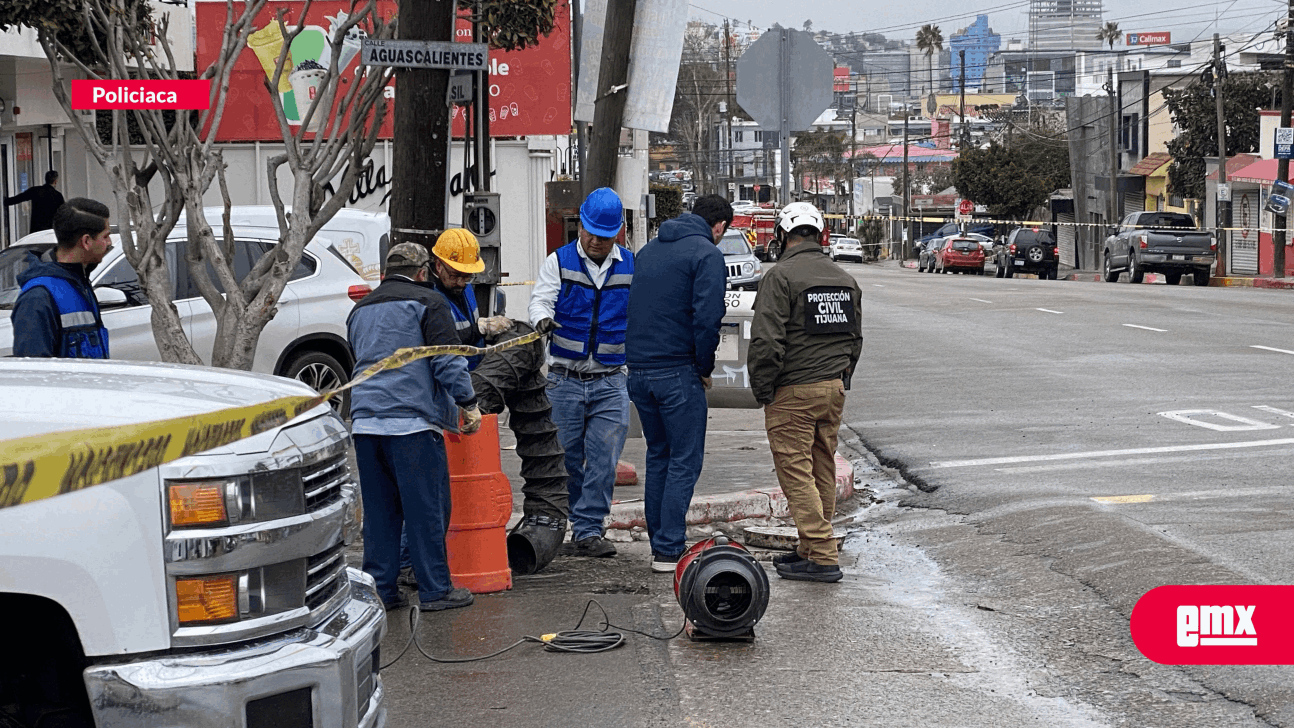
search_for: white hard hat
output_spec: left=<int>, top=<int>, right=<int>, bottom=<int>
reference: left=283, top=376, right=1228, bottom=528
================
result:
left=776, top=202, right=825, bottom=234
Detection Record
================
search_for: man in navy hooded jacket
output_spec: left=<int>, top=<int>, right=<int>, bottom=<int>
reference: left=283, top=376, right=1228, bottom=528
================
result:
left=625, top=194, right=732, bottom=572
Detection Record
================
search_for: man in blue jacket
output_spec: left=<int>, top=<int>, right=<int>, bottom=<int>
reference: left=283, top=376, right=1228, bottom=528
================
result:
left=12, top=198, right=113, bottom=358
left=348, top=242, right=482, bottom=612
left=625, top=194, right=732, bottom=572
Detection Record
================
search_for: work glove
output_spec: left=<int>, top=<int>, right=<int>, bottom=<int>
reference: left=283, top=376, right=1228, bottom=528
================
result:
left=535, top=317, right=559, bottom=335
left=460, top=405, right=482, bottom=434
left=478, top=315, right=513, bottom=337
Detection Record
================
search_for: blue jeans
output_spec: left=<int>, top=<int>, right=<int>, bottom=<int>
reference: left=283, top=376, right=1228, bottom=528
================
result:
left=547, top=370, right=630, bottom=541
left=354, top=431, right=454, bottom=604
left=628, top=365, right=708, bottom=557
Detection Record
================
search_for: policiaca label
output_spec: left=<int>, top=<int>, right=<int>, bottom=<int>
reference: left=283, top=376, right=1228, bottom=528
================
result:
left=0, top=331, right=542, bottom=511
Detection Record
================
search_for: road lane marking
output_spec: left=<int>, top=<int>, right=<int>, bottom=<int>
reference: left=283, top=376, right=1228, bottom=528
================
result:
left=969, top=298, right=993, bottom=304
left=1253, top=405, right=1294, bottom=419
left=1036, top=308, right=1063, bottom=314
left=1252, top=345, right=1294, bottom=355
left=1092, top=494, right=1154, bottom=504
left=1159, top=410, right=1281, bottom=431
left=873, top=284, right=885, bottom=287
left=1123, top=324, right=1167, bottom=332
left=1091, top=485, right=1291, bottom=505
left=997, top=448, right=1294, bottom=473
left=927, top=437, right=1294, bottom=469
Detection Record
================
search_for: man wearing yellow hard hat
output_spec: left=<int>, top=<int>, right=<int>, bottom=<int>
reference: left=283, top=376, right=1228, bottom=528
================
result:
left=428, top=228, right=513, bottom=369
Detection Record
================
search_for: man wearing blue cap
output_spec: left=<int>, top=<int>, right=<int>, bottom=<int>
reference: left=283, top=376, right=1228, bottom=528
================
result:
left=529, top=187, right=634, bottom=557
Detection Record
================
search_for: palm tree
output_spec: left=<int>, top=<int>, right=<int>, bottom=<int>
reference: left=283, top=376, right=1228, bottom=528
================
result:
left=916, top=24, right=944, bottom=97
left=1097, top=21, right=1120, bottom=50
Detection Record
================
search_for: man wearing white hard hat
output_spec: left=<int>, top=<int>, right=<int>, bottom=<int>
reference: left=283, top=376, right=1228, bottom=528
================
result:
left=748, top=202, right=863, bottom=583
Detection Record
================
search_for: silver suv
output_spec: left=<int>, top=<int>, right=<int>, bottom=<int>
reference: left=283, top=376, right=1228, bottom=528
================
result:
left=719, top=230, right=763, bottom=290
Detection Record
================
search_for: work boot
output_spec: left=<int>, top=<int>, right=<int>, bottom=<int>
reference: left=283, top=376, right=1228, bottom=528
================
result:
left=507, top=514, right=567, bottom=575
left=397, top=566, right=418, bottom=590
left=775, top=559, right=843, bottom=583
left=419, top=587, right=475, bottom=611
left=563, top=536, right=617, bottom=558
left=772, top=551, right=806, bottom=566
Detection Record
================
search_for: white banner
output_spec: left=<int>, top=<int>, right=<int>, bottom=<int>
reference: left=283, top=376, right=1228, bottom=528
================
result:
left=574, top=0, right=687, bottom=133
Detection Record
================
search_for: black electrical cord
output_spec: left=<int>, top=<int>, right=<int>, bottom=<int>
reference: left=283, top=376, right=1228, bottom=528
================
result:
left=379, top=598, right=683, bottom=669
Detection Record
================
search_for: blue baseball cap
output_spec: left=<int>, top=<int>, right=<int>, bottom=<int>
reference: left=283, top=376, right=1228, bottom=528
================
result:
left=580, top=187, right=624, bottom=238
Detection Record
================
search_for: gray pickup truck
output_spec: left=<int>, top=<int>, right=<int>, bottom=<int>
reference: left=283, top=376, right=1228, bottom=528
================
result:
left=1102, top=211, right=1215, bottom=286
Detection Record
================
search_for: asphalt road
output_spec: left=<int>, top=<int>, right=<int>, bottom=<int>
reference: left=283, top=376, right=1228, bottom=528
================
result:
left=844, top=261, right=1294, bottom=725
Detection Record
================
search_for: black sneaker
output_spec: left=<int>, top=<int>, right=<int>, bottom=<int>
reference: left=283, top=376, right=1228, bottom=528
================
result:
left=775, top=559, right=843, bottom=583
left=772, top=551, right=806, bottom=566
left=650, top=552, right=681, bottom=573
left=382, top=595, right=411, bottom=611
left=564, top=536, right=617, bottom=558
left=397, top=566, right=419, bottom=590
left=419, top=587, right=475, bottom=611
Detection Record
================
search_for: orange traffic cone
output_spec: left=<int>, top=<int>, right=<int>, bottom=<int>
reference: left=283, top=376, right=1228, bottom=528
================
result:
left=444, top=414, right=513, bottom=593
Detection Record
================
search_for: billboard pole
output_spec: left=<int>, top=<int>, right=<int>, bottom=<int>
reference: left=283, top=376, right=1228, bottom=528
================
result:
left=779, top=27, right=791, bottom=206
left=1275, top=0, right=1293, bottom=278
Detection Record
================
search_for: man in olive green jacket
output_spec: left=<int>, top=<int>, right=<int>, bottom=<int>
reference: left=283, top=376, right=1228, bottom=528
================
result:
left=748, top=202, right=863, bottom=583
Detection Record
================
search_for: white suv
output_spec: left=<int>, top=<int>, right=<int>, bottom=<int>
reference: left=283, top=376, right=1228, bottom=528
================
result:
left=0, top=228, right=371, bottom=416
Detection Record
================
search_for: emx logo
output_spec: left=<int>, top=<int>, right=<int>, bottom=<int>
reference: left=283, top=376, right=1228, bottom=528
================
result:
left=1132, top=586, right=1293, bottom=664
left=1177, top=605, right=1256, bottom=646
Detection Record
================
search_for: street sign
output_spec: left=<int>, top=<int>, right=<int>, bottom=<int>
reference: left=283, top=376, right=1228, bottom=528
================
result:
left=361, top=39, right=488, bottom=71
left=1218, top=183, right=1231, bottom=202
left=1276, top=127, right=1294, bottom=160
left=735, top=29, right=833, bottom=134
left=447, top=71, right=473, bottom=105
left=957, top=198, right=974, bottom=216
left=736, top=29, right=832, bottom=205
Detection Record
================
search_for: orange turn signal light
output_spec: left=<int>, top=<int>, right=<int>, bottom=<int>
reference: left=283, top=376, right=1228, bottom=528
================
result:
left=176, top=575, right=240, bottom=625
left=168, top=482, right=228, bottom=527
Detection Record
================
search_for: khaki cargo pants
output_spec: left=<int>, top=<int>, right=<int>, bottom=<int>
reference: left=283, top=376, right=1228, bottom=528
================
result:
left=764, top=378, right=846, bottom=565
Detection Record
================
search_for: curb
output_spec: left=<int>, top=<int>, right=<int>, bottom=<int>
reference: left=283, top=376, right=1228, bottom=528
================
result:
left=1064, top=272, right=1164, bottom=284
left=605, top=454, right=854, bottom=531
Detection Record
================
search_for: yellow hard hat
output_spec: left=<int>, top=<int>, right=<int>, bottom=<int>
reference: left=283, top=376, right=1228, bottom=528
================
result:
left=432, top=228, right=485, bottom=273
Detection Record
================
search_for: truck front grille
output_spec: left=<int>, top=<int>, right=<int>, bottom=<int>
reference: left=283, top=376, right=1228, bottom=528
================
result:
left=305, top=542, right=348, bottom=611
left=302, top=455, right=348, bottom=512
left=726, top=263, right=742, bottom=279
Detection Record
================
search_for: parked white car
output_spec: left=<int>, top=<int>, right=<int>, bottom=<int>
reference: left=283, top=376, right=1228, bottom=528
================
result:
left=829, top=235, right=864, bottom=263
left=0, top=224, right=371, bottom=415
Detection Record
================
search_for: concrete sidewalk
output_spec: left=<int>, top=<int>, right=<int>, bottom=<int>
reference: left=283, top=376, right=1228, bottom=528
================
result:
left=499, top=406, right=856, bottom=536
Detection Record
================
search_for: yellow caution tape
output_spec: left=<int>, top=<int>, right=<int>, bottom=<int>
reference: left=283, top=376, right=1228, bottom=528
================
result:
left=762, top=212, right=1272, bottom=234
left=0, top=331, right=543, bottom=512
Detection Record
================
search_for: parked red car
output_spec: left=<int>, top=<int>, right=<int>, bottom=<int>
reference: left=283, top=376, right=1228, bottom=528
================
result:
left=934, top=236, right=986, bottom=275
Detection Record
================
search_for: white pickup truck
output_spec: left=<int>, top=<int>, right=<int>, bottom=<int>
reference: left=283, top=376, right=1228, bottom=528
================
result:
left=0, top=359, right=386, bottom=728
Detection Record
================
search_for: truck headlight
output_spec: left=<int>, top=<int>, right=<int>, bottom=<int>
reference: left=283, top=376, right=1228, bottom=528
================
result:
left=742, top=262, right=753, bottom=275
left=175, top=574, right=240, bottom=625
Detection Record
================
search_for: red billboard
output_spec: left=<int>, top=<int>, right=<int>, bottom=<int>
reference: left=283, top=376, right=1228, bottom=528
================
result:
left=833, top=66, right=850, bottom=93
left=195, top=0, right=571, bottom=141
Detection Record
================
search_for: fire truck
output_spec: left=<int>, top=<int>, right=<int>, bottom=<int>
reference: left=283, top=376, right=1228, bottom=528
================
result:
left=732, top=209, right=829, bottom=261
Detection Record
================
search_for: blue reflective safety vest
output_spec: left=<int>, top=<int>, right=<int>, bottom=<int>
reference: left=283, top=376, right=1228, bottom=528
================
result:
left=19, top=275, right=110, bottom=359
left=442, top=282, right=483, bottom=370
left=550, top=242, right=634, bottom=366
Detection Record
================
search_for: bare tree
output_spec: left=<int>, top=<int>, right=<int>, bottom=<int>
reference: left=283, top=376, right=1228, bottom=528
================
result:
left=34, top=0, right=394, bottom=372
left=184, top=2, right=394, bottom=371
left=671, top=26, right=724, bottom=195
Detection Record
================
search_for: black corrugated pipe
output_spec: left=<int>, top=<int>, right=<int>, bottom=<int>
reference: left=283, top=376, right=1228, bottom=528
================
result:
left=471, top=321, right=569, bottom=575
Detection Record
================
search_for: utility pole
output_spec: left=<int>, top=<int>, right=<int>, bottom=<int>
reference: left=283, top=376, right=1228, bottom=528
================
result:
left=389, top=0, right=456, bottom=249
left=1275, top=4, right=1293, bottom=278
left=583, top=0, right=637, bottom=195
left=724, top=19, right=735, bottom=198
left=1214, top=33, right=1230, bottom=276
left=903, top=113, right=911, bottom=259
left=959, top=49, right=967, bottom=149
left=1107, top=67, right=1119, bottom=229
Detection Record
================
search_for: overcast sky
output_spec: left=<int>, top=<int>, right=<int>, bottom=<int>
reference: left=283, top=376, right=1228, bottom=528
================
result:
left=687, top=0, right=1284, bottom=46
